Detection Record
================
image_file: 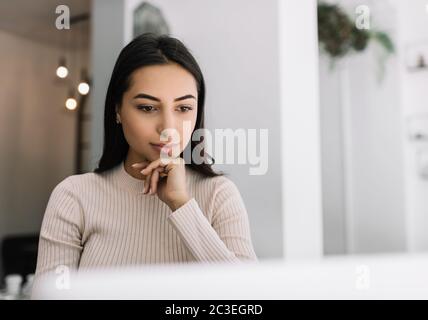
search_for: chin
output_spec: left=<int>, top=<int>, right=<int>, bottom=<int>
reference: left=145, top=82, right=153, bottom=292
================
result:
left=132, top=150, right=151, bottom=162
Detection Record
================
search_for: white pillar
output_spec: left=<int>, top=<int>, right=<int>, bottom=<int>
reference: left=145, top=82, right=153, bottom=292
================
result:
left=279, top=0, right=323, bottom=259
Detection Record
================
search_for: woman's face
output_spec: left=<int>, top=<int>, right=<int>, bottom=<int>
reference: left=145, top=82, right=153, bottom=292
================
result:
left=117, top=63, right=198, bottom=162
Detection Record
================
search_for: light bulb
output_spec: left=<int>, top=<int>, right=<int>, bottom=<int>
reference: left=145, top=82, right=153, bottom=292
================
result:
left=65, top=98, right=77, bottom=110
left=78, top=82, right=90, bottom=95
left=56, top=66, right=68, bottom=78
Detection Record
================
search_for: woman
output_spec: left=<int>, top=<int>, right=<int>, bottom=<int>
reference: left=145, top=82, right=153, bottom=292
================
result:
left=34, top=33, right=258, bottom=280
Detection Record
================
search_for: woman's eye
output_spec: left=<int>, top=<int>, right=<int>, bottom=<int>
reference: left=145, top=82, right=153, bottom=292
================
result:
left=137, top=105, right=156, bottom=112
left=178, top=106, right=193, bottom=113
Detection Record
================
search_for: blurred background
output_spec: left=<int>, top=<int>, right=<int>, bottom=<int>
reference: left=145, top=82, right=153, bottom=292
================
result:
left=0, top=0, right=427, bottom=296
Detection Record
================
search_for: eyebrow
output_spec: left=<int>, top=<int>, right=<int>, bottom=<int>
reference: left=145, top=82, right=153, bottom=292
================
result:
left=132, top=93, right=196, bottom=102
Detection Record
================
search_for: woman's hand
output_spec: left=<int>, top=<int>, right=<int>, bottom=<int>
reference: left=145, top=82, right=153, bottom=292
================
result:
left=131, top=157, right=190, bottom=211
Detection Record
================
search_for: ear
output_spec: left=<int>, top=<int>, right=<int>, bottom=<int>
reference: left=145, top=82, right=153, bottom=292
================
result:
left=115, top=104, right=122, bottom=123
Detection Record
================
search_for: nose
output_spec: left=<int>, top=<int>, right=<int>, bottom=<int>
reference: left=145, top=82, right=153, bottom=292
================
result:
left=156, top=110, right=176, bottom=142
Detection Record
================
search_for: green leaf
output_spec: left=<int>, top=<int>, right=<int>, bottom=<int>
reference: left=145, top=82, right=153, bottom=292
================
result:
left=371, top=31, right=395, bottom=54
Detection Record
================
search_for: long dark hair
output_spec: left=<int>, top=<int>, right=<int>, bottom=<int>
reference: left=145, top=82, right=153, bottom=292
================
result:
left=94, top=33, right=222, bottom=177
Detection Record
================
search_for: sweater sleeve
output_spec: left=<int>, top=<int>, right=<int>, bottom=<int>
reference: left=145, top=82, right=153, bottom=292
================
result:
left=34, top=177, right=84, bottom=281
left=167, top=177, right=258, bottom=263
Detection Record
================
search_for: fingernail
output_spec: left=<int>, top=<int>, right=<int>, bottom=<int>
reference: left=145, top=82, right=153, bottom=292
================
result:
left=131, top=163, right=138, bottom=167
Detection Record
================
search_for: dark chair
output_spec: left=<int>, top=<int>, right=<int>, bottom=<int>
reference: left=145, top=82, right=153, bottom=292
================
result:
left=1, top=234, right=39, bottom=284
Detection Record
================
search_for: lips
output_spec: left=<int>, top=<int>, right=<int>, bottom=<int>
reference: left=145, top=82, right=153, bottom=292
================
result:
left=150, top=143, right=179, bottom=148
left=150, top=143, right=180, bottom=155
left=151, top=143, right=166, bottom=147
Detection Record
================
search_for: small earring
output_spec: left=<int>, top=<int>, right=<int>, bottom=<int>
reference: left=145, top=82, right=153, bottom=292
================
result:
left=116, top=114, right=121, bottom=124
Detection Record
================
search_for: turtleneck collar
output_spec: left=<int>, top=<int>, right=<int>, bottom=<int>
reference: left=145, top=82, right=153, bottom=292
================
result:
left=109, top=159, right=198, bottom=195
left=110, top=160, right=147, bottom=194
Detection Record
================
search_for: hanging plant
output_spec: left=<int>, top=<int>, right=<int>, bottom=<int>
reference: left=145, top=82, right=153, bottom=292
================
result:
left=318, top=3, right=394, bottom=79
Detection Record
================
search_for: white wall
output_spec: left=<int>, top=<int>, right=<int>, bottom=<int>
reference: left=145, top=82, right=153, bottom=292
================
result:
left=320, top=0, right=411, bottom=254
left=391, top=0, right=428, bottom=252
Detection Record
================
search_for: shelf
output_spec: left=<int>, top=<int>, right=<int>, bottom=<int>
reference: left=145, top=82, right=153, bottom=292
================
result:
left=407, top=66, right=428, bottom=73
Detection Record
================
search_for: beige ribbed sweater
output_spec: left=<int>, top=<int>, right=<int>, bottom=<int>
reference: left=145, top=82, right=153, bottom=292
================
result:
left=34, top=161, right=258, bottom=279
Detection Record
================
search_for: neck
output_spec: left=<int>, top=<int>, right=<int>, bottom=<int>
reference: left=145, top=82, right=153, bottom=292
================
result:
left=124, top=149, right=149, bottom=181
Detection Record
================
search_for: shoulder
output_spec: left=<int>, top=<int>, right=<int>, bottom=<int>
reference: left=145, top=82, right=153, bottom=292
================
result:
left=185, top=168, right=246, bottom=221
left=45, top=172, right=109, bottom=222
left=50, top=171, right=107, bottom=197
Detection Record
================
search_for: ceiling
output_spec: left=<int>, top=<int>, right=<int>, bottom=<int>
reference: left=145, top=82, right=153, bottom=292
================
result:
left=0, top=0, right=91, bottom=49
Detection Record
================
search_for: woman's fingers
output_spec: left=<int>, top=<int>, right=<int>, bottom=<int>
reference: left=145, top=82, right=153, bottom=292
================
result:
left=150, top=170, right=160, bottom=195
left=131, top=161, right=149, bottom=169
left=141, top=159, right=166, bottom=176
left=156, top=167, right=168, bottom=179
left=132, top=161, right=150, bottom=178
left=144, top=170, right=153, bottom=194
left=135, top=159, right=170, bottom=194
left=140, top=162, right=157, bottom=181
left=141, top=161, right=160, bottom=193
